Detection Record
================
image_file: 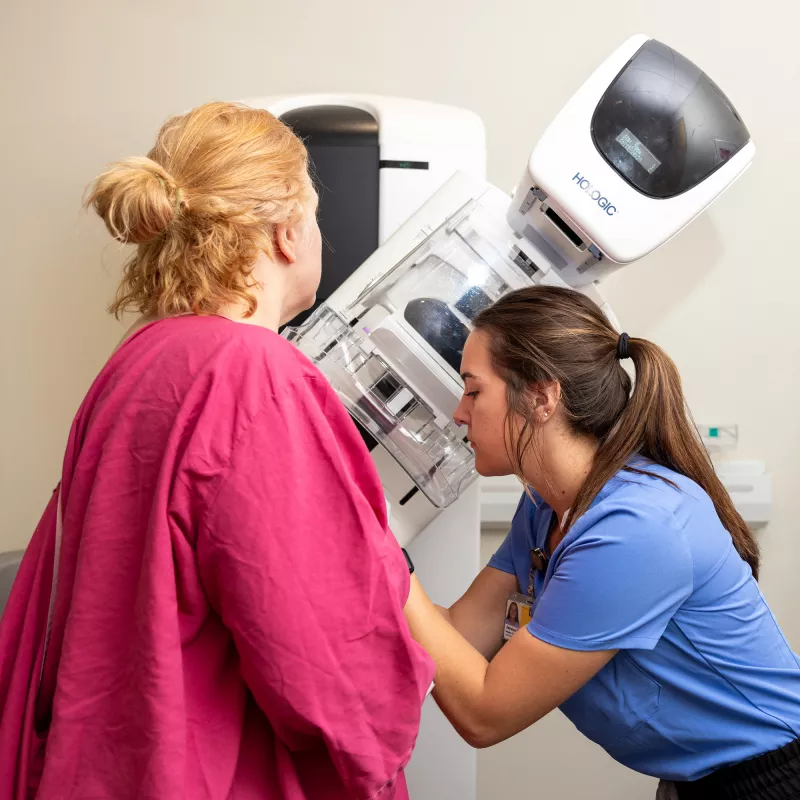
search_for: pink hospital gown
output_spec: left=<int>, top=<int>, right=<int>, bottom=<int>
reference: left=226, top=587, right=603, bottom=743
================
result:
left=0, top=315, right=434, bottom=799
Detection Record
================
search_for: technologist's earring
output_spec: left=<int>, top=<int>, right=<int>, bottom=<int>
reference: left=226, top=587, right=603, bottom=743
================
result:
left=536, top=400, right=549, bottom=420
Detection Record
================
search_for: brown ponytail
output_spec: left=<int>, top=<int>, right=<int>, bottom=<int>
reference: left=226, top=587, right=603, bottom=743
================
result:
left=473, top=285, right=760, bottom=579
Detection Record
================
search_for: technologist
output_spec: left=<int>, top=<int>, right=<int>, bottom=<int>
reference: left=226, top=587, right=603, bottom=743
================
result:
left=403, top=285, right=800, bottom=799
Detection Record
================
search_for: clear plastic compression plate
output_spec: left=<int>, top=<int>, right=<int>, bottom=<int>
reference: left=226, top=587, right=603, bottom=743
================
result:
left=283, top=195, right=533, bottom=507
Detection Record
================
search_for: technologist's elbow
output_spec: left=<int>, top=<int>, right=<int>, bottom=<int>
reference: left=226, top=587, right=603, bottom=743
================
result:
left=459, top=710, right=535, bottom=749
left=459, top=720, right=503, bottom=749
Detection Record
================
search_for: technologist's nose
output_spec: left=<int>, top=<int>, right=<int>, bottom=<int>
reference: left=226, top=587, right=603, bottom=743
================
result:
left=453, top=398, right=469, bottom=427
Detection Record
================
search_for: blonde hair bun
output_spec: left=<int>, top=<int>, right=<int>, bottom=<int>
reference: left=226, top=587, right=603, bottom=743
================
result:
left=89, top=157, right=181, bottom=245
left=85, top=101, right=312, bottom=318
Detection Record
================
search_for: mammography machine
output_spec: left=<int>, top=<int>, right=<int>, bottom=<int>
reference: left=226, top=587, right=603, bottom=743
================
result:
left=246, top=35, right=753, bottom=800
left=270, top=34, right=754, bottom=546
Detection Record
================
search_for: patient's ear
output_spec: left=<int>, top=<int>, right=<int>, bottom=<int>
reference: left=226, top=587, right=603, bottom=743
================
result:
left=275, top=223, right=300, bottom=264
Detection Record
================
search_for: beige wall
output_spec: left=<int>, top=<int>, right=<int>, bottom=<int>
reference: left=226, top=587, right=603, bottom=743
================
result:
left=2, top=0, right=799, bottom=796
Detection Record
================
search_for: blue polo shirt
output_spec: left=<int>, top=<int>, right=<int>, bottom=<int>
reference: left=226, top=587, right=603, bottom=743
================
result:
left=488, top=461, right=800, bottom=781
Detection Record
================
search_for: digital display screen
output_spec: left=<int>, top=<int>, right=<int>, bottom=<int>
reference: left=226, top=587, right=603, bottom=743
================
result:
left=615, top=128, right=661, bottom=175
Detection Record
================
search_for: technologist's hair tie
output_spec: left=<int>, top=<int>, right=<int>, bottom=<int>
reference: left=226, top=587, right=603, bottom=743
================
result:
left=616, top=332, right=631, bottom=360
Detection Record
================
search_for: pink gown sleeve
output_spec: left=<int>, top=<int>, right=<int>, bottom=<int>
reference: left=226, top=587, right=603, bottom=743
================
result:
left=196, top=373, right=434, bottom=799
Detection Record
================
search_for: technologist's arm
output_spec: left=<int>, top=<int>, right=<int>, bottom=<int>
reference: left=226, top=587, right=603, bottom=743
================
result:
left=405, top=574, right=615, bottom=747
left=434, top=494, right=528, bottom=659
left=435, top=567, right=518, bottom=660
left=406, top=506, right=693, bottom=748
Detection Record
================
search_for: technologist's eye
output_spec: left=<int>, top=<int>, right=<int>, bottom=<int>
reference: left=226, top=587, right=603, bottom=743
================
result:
left=465, top=391, right=479, bottom=398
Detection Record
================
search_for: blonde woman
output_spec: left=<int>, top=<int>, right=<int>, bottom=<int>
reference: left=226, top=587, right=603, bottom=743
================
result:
left=0, top=102, right=433, bottom=800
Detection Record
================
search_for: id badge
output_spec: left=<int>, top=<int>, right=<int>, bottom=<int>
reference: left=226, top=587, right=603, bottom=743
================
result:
left=503, top=592, right=533, bottom=641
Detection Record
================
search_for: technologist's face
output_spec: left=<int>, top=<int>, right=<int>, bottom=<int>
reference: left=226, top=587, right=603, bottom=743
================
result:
left=453, top=330, right=516, bottom=478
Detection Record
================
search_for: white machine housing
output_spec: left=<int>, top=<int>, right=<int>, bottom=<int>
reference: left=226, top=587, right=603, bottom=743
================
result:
left=280, top=36, right=754, bottom=546
left=245, top=93, right=486, bottom=242
left=509, top=35, right=754, bottom=283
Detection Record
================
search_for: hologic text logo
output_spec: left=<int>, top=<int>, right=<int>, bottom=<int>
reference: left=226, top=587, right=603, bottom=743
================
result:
left=572, top=173, right=617, bottom=216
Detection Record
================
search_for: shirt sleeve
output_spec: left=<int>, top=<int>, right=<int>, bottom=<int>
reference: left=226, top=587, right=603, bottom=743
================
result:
left=487, top=494, right=528, bottom=575
left=528, top=505, right=693, bottom=652
left=196, top=374, right=434, bottom=799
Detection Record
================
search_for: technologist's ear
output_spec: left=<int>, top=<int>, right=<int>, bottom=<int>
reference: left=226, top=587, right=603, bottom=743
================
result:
left=528, top=381, right=560, bottom=423
left=275, top=223, right=300, bottom=265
